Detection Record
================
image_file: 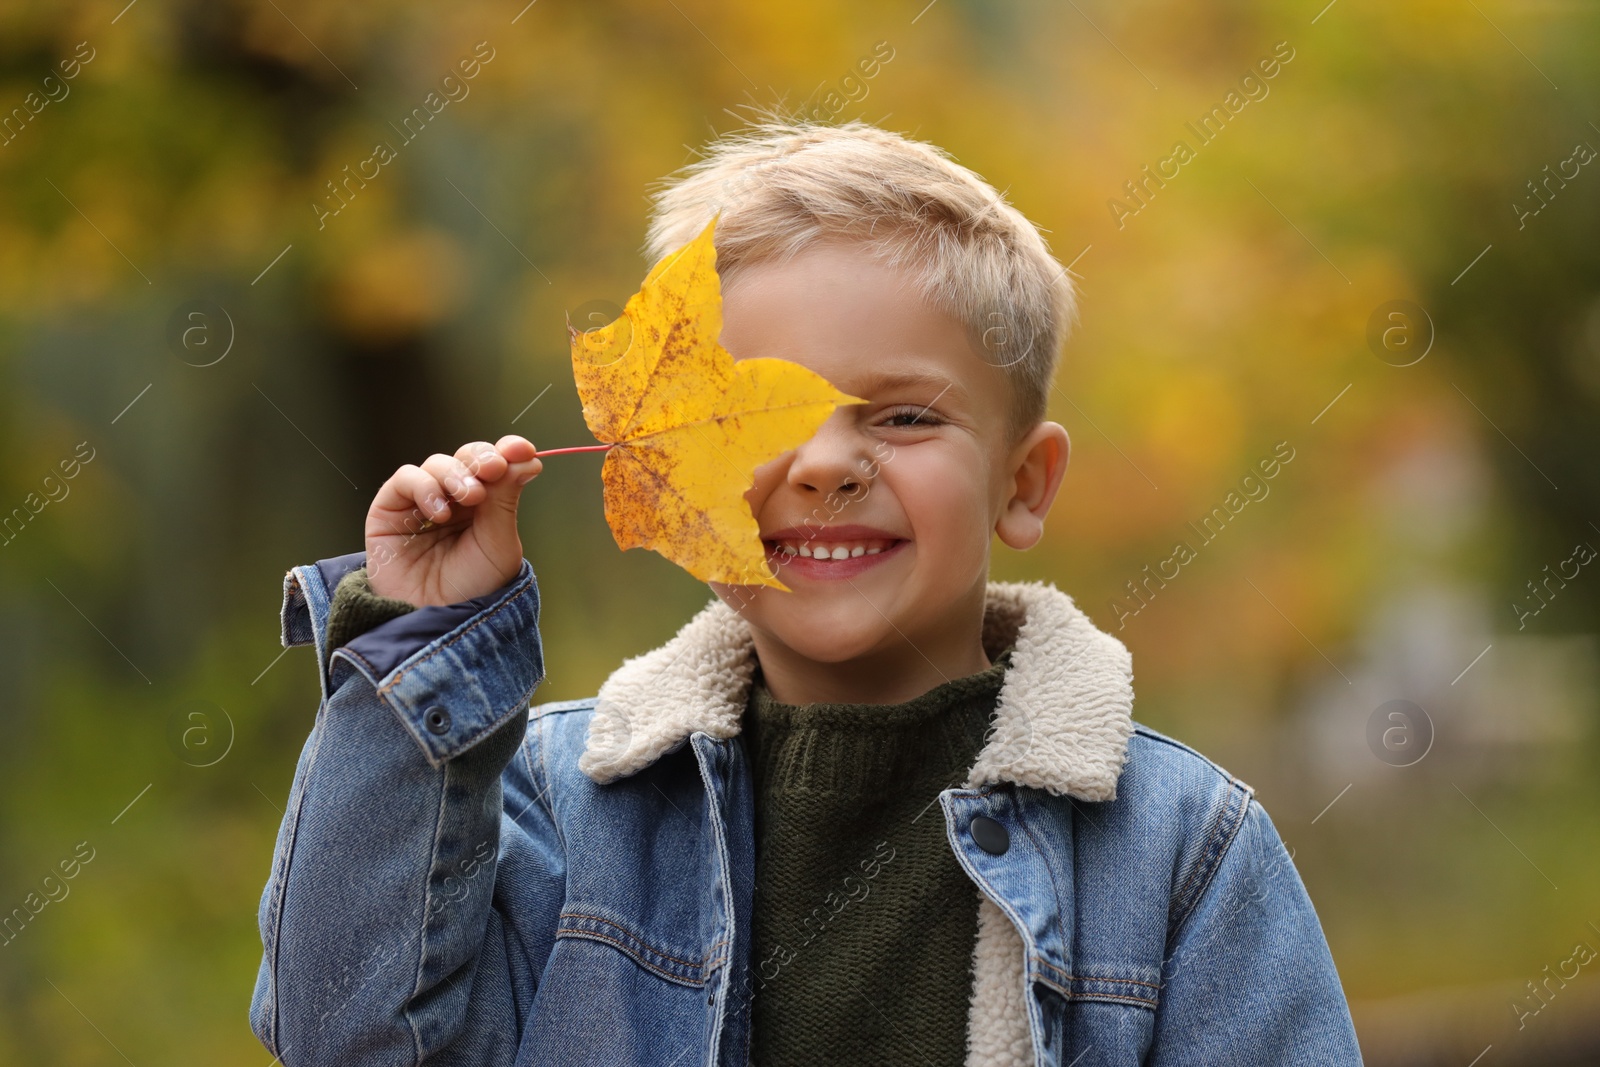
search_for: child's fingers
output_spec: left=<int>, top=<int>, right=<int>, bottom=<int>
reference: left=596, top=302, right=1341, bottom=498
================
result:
left=479, top=455, right=542, bottom=512
left=373, top=464, right=452, bottom=523
left=495, top=434, right=537, bottom=464
left=455, top=440, right=506, bottom=481
left=492, top=435, right=542, bottom=487
left=420, top=452, right=483, bottom=504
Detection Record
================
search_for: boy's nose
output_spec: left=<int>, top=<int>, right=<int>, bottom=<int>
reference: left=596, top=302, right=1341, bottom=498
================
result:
left=786, top=412, right=872, bottom=496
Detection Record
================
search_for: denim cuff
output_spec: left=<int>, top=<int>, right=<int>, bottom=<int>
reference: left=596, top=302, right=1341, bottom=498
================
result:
left=338, top=566, right=526, bottom=681
left=279, top=550, right=543, bottom=765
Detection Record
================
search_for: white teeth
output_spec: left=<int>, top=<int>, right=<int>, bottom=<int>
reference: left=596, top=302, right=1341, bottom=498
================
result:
left=772, top=538, right=897, bottom=558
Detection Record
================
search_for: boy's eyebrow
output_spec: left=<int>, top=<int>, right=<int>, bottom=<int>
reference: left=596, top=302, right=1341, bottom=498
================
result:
left=849, top=370, right=968, bottom=403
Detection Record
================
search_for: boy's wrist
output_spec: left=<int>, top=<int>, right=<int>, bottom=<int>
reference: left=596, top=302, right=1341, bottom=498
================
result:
left=326, top=566, right=418, bottom=652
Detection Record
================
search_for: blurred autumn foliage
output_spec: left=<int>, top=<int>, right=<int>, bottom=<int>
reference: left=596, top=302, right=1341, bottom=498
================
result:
left=1, top=0, right=1598, bottom=1062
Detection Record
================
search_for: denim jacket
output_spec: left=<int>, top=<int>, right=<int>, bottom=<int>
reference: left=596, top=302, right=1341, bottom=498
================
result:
left=251, top=552, right=1363, bottom=1066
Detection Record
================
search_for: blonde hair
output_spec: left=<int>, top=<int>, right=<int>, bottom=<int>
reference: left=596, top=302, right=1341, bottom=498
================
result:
left=643, top=116, right=1075, bottom=440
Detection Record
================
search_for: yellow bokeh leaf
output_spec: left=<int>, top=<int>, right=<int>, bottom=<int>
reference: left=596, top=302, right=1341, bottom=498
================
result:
left=569, top=215, right=864, bottom=589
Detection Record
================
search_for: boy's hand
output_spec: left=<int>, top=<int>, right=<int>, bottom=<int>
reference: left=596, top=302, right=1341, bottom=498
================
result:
left=365, top=435, right=543, bottom=606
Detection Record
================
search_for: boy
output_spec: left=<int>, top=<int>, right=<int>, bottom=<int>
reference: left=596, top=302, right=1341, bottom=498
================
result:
left=251, top=119, right=1362, bottom=1065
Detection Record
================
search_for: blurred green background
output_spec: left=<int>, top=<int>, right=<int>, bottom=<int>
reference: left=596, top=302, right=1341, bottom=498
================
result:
left=2, top=0, right=1598, bottom=1062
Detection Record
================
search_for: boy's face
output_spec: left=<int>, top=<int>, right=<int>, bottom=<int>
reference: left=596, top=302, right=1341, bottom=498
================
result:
left=709, top=240, right=1068, bottom=673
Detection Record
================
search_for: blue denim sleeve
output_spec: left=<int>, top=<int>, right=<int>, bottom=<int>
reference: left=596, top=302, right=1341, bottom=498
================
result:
left=250, top=552, right=563, bottom=1066
left=1148, top=796, right=1364, bottom=1065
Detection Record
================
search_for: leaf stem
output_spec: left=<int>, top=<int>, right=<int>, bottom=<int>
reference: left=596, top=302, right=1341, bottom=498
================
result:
left=535, top=443, right=615, bottom=457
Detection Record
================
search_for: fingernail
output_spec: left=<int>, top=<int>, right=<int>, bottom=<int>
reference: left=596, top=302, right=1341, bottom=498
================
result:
left=425, top=495, right=446, bottom=513
left=442, top=475, right=463, bottom=494
left=462, top=475, right=480, bottom=490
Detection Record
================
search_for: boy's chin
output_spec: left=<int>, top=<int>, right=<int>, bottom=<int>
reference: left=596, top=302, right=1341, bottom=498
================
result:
left=710, top=588, right=898, bottom=663
left=755, top=623, right=895, bottom=666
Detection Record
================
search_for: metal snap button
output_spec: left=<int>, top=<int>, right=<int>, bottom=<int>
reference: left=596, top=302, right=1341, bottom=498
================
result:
left=424, top=705, right=451, bottom=735
left=970, top=815, right=1009, bottom=855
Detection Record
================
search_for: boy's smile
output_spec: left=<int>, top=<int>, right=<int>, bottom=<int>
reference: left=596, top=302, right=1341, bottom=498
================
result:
left=709, top=240, right=1070, bottom=706
left=761, top=524, right=909, bottom=580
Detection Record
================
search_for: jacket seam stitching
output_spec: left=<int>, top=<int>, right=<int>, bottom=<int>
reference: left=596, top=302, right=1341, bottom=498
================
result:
left=528, top=717, right=565, bottom=854
left=261, top=696, right=328, bottom=1057
left=533, top=699, right=597, bottom=718
left=1170, top=778, right=1242, bottom=911
left=1169, top=779, right=1252, bottom=938
left=376, top=576, right=534, bottom=696
left=557, top=910, right=726, bottom=970
left=1035, top=973, right=1158, bottom=1009
left=404, top=759, right=452, bottom=1065
left=337, top=646, right=384, bottom=684
left=264, top=564, right=322, bottom=1057
left=1014, top=794, right=1072, bottom=993
left=1031, top=960, right=1162, bottom=991
left=534, top=716, right=560, bottom=851
left=370, top=673, right=542, bottom=771
left=1132, top=728, right=1244, bottom=785
left=553, top=927, right=722, bottom=986
left=689, top=736, right=739, bottom=1053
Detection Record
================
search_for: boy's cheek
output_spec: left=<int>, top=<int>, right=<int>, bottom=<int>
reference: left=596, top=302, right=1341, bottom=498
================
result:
left=883, top=460, right=985, bottom=539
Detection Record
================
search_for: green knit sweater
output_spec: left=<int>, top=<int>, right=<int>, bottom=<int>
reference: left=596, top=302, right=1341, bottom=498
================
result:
left=324, top=566, right=419, bottom=652
left=741, top=648, right=1012, bottom=1067
left=324, top=570, right=1011, bottom=1063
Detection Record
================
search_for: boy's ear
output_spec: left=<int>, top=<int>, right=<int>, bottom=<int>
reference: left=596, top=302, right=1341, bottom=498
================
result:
left=995, top=420, right=1070, bottom=550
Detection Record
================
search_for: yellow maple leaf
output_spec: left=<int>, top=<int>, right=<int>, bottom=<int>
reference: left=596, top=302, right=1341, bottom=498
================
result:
left=568, top=214, right=864, bottom=590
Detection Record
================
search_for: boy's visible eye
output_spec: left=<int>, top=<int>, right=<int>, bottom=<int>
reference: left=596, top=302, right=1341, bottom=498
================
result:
left=880, top=405, right=943, bottom=428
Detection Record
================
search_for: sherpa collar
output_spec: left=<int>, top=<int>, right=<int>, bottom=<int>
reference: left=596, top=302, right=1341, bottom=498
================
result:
left=577, top=580, right=1136, bottom=801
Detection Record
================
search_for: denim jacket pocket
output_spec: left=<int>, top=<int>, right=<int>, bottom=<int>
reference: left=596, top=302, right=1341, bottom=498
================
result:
left=555, top=910, right=726, bottom=987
